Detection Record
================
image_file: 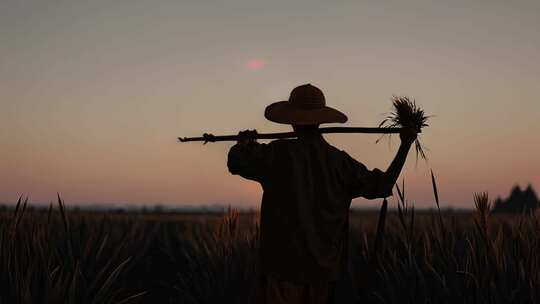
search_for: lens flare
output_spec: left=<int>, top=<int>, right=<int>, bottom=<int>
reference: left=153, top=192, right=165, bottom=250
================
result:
left=246, top=59, right=266, bottom=70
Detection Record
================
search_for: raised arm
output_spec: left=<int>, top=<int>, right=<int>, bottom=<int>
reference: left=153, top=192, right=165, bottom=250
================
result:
left=227, top=130, right=271, bottom=183
left=380, top=128, right=418, bottom=194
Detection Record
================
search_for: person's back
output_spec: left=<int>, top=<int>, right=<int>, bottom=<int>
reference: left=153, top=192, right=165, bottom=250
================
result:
left=227, top=84, right=416, bottom=303
left=229, top=131, right=389, bottom=283
left=258, top=135, right=352, bottom=284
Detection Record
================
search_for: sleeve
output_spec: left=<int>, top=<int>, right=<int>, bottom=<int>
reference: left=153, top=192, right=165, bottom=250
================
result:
left=342, top=152, right=392, bottom=200
left=227, top=141, right=274, bottom=183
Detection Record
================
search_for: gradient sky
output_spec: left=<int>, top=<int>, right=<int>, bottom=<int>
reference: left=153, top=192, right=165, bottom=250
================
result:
left=1, top=0, right=539, bottom=208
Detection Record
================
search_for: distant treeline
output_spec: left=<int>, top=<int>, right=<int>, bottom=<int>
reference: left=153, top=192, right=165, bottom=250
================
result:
left=492, top=184, right=539, bottom=214
left=1, top=184, right=537, bottom=214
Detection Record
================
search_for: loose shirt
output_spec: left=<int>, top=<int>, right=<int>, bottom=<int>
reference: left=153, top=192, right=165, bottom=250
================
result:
left=227, top=133, right=391, bottom=283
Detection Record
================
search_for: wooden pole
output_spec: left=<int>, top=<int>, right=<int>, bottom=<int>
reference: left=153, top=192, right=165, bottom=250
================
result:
left=178, top=127, right=408, bottom=143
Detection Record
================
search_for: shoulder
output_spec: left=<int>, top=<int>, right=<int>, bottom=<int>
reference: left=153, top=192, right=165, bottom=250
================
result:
left=268, top=138, right=297, bottom=148
left=324, top=142, right=352, bottom=160
left=326, top=144, right=369, bottom=172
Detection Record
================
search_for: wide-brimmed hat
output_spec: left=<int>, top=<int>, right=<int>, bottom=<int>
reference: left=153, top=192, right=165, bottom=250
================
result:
left=264, top=84, right=348, bottom=125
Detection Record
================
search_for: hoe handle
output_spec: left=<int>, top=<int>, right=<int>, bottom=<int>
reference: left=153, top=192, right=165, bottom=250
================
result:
left=178, top=127, right=412, bottom=143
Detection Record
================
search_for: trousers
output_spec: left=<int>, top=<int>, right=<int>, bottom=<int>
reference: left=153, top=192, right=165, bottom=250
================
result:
left=255, top=275, right=336, bottom=304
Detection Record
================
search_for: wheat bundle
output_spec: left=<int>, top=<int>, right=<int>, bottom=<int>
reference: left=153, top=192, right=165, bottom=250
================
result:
left=378, top=96, right=430, bottom=160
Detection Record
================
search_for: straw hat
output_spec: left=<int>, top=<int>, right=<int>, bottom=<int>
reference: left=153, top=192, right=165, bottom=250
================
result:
left=264, top=84, right=348, bottom=125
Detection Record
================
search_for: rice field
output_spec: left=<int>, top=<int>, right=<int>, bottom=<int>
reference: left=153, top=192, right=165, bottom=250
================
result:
left=1, top=192, right=540, bottom=304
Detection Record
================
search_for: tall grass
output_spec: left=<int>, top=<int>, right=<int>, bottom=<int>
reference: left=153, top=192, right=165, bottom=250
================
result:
left=349, top=181, right=540, bottom=304
left=0, top=196, right=147, bottom=304
left=2, top=190, right=540, bottom=303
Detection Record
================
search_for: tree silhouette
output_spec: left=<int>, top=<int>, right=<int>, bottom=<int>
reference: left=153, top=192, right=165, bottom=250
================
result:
left=492, top=184, right=539, bottom=214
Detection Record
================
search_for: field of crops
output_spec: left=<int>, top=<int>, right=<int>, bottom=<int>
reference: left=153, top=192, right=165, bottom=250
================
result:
left=2, top=195, right=540, bottom=304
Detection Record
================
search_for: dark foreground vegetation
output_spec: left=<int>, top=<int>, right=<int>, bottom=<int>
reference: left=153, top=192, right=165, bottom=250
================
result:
left=2, top=194, right=540, bottom=304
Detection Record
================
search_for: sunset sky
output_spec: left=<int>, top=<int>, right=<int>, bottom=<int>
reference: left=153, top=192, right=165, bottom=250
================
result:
left=1, top=0, right=539, bottom=209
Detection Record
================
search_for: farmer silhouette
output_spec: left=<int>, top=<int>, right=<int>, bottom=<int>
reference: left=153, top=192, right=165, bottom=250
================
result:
left=227, top=84, right=416, bottom=304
